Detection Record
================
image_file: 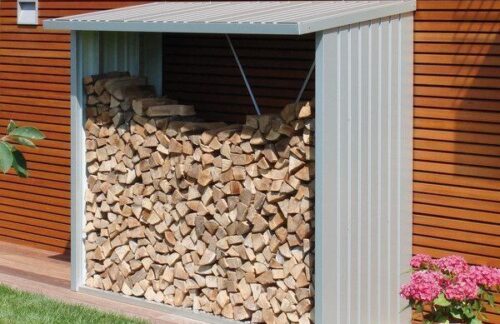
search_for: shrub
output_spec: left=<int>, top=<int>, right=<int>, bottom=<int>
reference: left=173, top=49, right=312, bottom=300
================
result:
left=0, top=120, right=44, bottom=177
left=401, top=254, right=500, bottom=323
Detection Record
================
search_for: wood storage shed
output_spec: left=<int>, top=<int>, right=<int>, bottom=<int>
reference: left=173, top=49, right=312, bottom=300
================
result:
left=44, top=1, right=416, bottom=323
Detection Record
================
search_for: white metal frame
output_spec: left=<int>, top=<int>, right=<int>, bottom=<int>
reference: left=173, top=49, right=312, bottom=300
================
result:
left=70, top=30, right=88, bottom=291
left=315, top=14, right=414, bottom=323
left=68, top=10, right=414, bottom=324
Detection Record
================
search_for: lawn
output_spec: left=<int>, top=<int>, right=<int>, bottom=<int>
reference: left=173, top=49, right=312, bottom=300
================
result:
left=0, top=284, right=147, bottom=324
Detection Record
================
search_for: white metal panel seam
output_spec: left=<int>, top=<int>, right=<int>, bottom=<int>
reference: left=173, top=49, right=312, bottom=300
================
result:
left=386, top=16, right=394, bottom=321
left=360, top=19, right=372, bottom=324
left=396, top=14, right=403, bottom=323
left=355, top=22, right=363, bottom=324
left=366, top=19, right=373, bottom=323
left=335, top=27, right=342, bottom=324
left=376, top=17, right=383, bottom=323
left=346, top=23, right=353, bottom=324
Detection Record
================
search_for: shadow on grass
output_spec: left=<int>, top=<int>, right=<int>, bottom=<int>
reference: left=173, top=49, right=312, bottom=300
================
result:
left=0, top=285, right=147, bottom=324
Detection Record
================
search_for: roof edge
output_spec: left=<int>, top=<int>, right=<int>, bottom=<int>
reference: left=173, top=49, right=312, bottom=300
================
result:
left=43, top=1, right=416, bottom=36
left=43, top=20, right=301, bottom=35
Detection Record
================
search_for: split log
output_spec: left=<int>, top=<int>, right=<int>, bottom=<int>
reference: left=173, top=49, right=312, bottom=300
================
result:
left=145, top=104, right=195, bottom=118
left=105, top=76, right=147, bottom=100
left=132, top=97, right=178, bottom=116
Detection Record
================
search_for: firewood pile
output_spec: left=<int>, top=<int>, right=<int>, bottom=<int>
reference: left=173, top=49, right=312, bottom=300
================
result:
left=83, top=72, right=315, bottom=323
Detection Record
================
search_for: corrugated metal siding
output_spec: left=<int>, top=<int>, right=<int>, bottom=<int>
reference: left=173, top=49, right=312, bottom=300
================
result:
left=314, top=14, right=413, bottom=324
left=0, top=0, right=149, bottom=253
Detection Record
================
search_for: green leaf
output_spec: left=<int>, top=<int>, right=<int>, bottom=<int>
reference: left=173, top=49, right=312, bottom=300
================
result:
left=433, top=293, right=451, bottom=307
left=7, top=120, right=17, bottom=133
left=400, top=304, right=411, bottom=313
left=11, top=150, right=27, bottom=178
left=9, top=127, right=45, bottom=140
left=473, top=299, right=482, bottom=310
left=0, top=141, right=13, bottom=173
left=450, top=308, right=463, bottom=320
left=13, top=136, right=35, bottom=148
left=463, top=306, right=474, bottom=318
left=434, top=314, right=449, bottom=324
left=486, top=292, right=495, bottom=308
left=470, top=318, right=482, bottom=324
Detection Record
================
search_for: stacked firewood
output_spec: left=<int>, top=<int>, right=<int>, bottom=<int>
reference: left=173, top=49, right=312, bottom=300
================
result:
left=83, top=72, right=315, bottom=324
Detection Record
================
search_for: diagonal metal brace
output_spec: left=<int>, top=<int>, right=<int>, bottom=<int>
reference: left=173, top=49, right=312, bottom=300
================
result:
left=225, top=34, right=261, bottom=115
left=296, top=60, right=315, bottom=104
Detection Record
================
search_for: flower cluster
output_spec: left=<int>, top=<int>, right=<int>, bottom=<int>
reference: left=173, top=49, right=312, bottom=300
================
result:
left=409, top=254, right=433, bottom=269
left=444, top=272, right=479, bottom=301
left=400, top=254, right=500, bottom=323
left=432, top=255, right=469, bottom=275
left=400, top=271, right=444, bottom=302
left=468, top=265, right=500, bottom=288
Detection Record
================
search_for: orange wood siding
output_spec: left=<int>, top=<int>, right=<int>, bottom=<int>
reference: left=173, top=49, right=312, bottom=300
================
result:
left=413, top=0, right=500, bottom=266
left=414, top=1, right=500, bottom=321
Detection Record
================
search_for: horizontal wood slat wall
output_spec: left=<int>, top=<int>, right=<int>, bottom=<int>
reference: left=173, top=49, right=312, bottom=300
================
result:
left=413, top=0, right=500, bottom=268
left=414, top=1, right=500, bottom=321
left=0, top=0, right=149, bottom=253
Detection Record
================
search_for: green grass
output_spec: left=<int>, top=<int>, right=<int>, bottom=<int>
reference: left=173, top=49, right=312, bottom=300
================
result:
left=0, top=284, right=147, bottom=324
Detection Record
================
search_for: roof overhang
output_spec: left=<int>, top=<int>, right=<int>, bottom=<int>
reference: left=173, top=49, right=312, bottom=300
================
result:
left=44, top=1, right=416, bottom=35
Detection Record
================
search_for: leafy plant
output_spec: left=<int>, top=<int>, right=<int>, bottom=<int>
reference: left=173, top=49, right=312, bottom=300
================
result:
left=0, top=120, right=44, bottom=177
left=400, top=254, right=500, bottom=324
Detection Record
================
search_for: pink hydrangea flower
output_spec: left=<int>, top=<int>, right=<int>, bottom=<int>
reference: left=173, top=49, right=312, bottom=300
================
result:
left=433, top=255, right=469, bottom=274
left=444, top=272, right=479, bottom=301
left=469, top=265, right=500, bottom=288
left=410, top=254, right=433, bottom=269
left=400, top=271, right=444, bottom=302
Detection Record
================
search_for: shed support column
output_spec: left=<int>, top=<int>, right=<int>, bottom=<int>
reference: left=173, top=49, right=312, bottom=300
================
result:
left=71, top=31, right=99, bottom=291
left=315, top=15, right=413, bottom=324
left=314, top=29, right=337, bottom=324
left=70, top=30, right=86, bottom=291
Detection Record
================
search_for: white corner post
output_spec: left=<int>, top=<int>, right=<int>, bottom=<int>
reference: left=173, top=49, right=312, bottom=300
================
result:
left=315, top=14, right=413, bottom=324
left=71, top=30, right=99, bottom=290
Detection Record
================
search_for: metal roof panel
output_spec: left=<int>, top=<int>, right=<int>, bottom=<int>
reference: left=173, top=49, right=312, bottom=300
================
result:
left=44, top=1, right=416, bottom=35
